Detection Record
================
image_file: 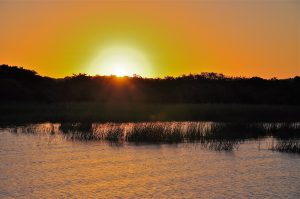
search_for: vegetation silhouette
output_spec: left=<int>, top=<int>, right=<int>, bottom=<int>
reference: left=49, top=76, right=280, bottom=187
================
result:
left=1, top=64, right=300, bottom=104
left=1, top=64, right=300, bottom=123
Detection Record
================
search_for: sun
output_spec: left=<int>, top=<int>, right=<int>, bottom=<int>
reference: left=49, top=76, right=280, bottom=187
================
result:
left=89, top=46, right=151, bottom=77
left=111, top=65, right=128, bottom=77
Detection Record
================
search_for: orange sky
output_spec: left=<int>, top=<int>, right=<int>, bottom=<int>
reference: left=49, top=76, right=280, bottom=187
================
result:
left=0, top=0, right=299, bottom=78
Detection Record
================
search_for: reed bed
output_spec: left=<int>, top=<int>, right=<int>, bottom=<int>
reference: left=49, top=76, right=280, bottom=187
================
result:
left=271, top=139, right=300, bottom=153
left=8, top=121, right=300, bottom=152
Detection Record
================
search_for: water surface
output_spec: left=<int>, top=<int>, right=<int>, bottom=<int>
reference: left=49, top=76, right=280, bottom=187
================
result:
left=0, top=123, right=299, bottom=198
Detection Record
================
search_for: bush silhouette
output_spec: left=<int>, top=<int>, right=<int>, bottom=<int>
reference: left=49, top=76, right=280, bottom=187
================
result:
left=1, top=64, right=299, bottom=104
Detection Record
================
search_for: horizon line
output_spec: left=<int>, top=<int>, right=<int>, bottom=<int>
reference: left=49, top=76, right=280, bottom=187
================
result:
left=1, top=64, right=299, bottom=80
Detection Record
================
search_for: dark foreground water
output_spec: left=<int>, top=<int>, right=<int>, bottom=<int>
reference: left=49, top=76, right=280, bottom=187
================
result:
left=0, top=122, right=300, bottom=198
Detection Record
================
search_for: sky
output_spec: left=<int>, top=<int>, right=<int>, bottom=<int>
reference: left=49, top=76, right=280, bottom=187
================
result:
left=0, top=0, right=299, bottom=78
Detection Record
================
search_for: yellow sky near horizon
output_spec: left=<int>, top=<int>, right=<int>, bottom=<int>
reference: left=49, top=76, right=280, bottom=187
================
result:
left=0, top=0, right=299, bottom=78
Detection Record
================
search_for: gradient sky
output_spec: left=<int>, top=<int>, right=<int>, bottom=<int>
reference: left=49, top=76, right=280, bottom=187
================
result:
left=0, top=0, right=299, bottom=78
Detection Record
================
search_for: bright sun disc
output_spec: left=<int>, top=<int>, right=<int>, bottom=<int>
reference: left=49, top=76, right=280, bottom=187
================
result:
left=89, top=46, right=151, bottom=77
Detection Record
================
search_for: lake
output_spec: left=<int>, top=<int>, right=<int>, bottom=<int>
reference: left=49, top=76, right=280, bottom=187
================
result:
left=0, top=122, right=299, bottom=198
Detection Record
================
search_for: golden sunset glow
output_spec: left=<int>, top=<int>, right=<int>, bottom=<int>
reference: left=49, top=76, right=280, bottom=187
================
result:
left=0, top=0, right=299, bottom=78
left=88, top=46, right=151, bottom=77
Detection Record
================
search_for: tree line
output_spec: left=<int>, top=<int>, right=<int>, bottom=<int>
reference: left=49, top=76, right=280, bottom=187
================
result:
left=1, top=64, right=299, bottom=104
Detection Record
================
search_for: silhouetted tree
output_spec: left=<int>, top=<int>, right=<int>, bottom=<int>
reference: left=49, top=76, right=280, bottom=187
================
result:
left=1, top=64, right=299, bottom=104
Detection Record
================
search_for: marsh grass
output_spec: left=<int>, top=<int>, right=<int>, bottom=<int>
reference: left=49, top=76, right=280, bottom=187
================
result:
left=271, top=139, right=300, bottom=153
left=266, top=123, right=300, bottom=139
left=7, top=121, right=300, bottom=152
left=127, top=123, right=184, bottom=143
left=199, top=140, right=241, bottom=151
left=59, top=123, right=96, bottom=141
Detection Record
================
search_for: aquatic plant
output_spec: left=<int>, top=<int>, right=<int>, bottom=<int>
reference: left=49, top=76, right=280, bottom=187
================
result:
left=7, top=121, right=300, bottom=152
left=271, top=139, right=300, bottom=153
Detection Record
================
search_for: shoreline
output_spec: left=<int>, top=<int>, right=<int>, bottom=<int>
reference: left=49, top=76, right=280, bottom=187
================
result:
left=1, top=103, right=300, bottom=124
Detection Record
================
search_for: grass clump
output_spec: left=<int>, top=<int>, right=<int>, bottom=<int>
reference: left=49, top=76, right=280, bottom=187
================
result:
left=271, top=139, right=300, bottom=153
left=127, top=123, right=184, bottom=143
left=105, top=126, right=125, bottom=142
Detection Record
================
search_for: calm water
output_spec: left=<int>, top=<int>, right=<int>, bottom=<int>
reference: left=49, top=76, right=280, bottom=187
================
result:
left=0, top=123, right=300, bottom=198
